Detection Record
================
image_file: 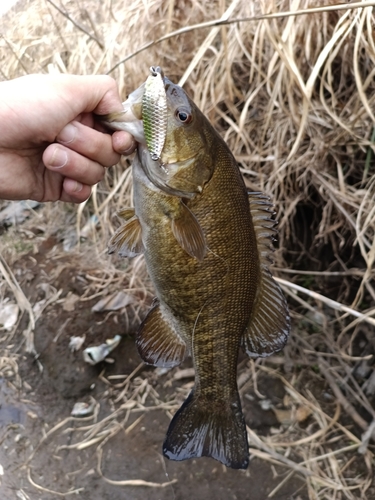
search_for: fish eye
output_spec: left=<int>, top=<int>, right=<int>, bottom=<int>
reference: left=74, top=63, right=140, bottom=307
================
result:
left=175, top=108, right=193, bottom=124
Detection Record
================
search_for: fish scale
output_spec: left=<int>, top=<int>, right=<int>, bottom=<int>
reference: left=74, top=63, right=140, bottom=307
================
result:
left=133, top=136, right=256, bottom=467
left=103, top=68, right=290, bottom=469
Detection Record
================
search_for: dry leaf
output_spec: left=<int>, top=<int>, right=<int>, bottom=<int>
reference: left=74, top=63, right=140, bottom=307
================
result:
left=0, top=302, right=19, bottom=330
left=273, top=408, right=293, bottom=425
left=69, top=335, right=86, bottom=352
left=63, top=293, right=80, bottom=312
left=92, top=291, right=134, bottom=312
left=296, top=405, right=312, bottom=423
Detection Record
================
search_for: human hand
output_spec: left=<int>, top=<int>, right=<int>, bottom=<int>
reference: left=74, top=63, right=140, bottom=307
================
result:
left=0, top=74, right=135, bottom=203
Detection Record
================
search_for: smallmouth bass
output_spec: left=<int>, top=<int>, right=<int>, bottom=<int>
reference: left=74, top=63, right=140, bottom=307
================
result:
left=103, top=66, right=290, bottom=469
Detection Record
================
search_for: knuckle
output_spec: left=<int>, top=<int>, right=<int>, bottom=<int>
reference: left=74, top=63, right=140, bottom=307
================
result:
left=87, top=134, right=111, bottom=160
left=91, top=163, right=105, bottom=184
left=102, top=75, right=116, bottom=90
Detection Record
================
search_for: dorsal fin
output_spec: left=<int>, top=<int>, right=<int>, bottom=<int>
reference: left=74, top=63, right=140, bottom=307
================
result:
left=241, top=192, right=290, bottom=357
left=248, top=192, right=278, bottom=265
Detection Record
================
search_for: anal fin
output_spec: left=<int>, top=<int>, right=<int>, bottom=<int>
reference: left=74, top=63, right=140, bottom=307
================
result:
left=136, top=301, right=186, bottom=368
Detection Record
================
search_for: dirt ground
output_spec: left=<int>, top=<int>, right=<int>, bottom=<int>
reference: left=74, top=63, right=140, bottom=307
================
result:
left=0, top=238, right=308, bottom=500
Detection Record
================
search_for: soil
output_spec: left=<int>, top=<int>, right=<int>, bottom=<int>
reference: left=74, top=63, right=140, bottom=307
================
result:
left=1, top=239, right=309, bottom=500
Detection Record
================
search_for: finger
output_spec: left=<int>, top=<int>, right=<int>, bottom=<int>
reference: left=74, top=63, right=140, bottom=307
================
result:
left=86, top=75, right=123, bottom=115
left=63, top=114, right=136, bottom=154
left=78, top=112, right=95, bottom=128
left=43, top=144, right=106, bottom=186
left=112, top=130, right=136, bottom=155
left=56, top=120, right=121, bottom=167
left=60, top=178, right=92, bottom=203
left=53, top=74, right=124, bottom=116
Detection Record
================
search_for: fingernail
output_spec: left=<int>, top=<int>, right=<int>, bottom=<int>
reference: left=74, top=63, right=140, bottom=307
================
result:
left=71, top=181, right=83, bottom=193
left=119, top=140, right=136, bottom=155
left=50, top=148, right=68, bottom=168
left=57, top=123, right=77, bottom=144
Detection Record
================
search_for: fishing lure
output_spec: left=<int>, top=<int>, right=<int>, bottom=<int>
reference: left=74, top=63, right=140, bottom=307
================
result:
left=142, top=66, right=168, bottom=161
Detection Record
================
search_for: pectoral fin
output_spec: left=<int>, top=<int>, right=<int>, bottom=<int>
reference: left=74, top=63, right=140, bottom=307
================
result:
left=117, top=208, right=137, bottom=221
left=171, top=202, right=207, bottom=262
left=242, top=192, right=290, bottom=357
left=108, top=212, right=144, bottom=258
left=136, top=301, right=186, bottom=368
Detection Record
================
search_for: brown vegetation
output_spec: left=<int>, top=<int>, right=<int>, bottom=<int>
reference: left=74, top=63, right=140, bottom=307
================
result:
left=1, top=1, right=375, bottom=499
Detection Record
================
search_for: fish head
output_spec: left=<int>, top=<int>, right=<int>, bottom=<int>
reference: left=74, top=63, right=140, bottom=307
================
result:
left=154, top=77, right=216, bottom=197
left=101, top=67, right=217, bottom=198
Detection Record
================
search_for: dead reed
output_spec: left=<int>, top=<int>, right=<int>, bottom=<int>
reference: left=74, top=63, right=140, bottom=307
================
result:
left=1, top=1, right=374, bottom=498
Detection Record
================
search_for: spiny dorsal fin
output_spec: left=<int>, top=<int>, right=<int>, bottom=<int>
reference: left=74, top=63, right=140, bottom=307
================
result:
left=171, top=201, right=207, bottom=262
left=248, top=191, right=278, bottom=265
left=136, top=300, right=187, bottom=368
left=108, top=213, right=144, bottom=258
left=242, top=192, right=290, bottom=357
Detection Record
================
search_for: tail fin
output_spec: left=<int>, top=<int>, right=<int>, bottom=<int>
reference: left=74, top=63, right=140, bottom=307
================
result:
left=163, top=391, right=249, bottom=469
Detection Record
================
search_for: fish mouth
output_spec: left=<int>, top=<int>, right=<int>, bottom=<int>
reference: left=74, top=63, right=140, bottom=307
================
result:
left=99, top=82, right=145, bottom=143
left=139, top=145, right=200, bottom=199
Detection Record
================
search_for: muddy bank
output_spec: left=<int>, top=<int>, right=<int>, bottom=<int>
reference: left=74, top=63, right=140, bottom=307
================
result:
left=0, top=244, right=307, bottom=500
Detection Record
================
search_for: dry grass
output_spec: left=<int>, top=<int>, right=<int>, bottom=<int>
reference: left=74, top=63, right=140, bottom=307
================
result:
left=1, top=0, right=375, bottom=498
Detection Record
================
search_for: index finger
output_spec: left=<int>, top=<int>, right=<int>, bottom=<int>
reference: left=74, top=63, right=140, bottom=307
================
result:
left=56, top=120, right=121, bottom=167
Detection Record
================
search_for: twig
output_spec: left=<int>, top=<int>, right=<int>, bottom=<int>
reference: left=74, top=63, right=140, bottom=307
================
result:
left=27, top=468, right=84, bottom=497
left=0, top=35, right=29, bottom=75
left=273, top=267, right=365, bottom=277
left=303, top=350, right=373, bottom=362
left=359, top=419, right=375, bottom=454
left=178, top=0, right=241, bottom=87
left=267, top=470, right=295, bottom=498
left=275, top=277, right=375, bottom=327
left=318, top=359, right=369, bottom=432
left=96, top=448, right=177, bottom=488
left=46, top=0, right=104, bottom=49
left=248, top=427, right=344, bottom=490
left=107, top=1, right=375, bottom=73
left=0, top=254, right=35, bottom=353
left=257, top=365, right=364, bottom=446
